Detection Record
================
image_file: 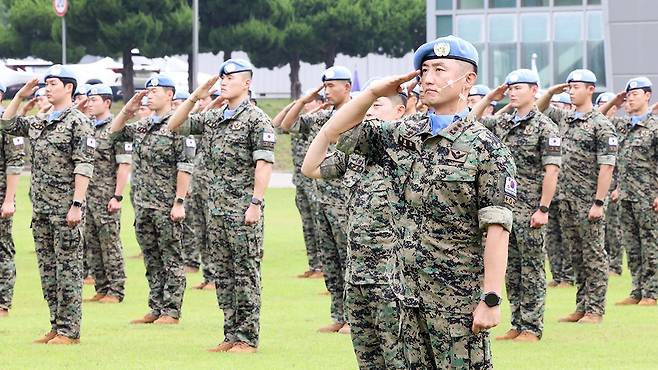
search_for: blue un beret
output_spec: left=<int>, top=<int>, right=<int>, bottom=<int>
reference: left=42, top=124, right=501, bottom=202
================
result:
left=595, top=92, right=615, bottom=106
left=626, top=76, right=652, bottom=92
left=505, top=69, right=539, bottom=85
left=552, top=92, right=571, bottom=105
left=145, top=75, right=176, bottom=93
left=35, top=87, right=46, bottom=97
left=566, top=69, right=596, bottom=85
left=468, top=84, right=490, bottom=97
left=44, top=64, right=77, bottom=83
left=219, top=59, right=254, bottom=77
left=174, top=90, right=191, bottom=101
left=74, top=84, right=92, bottom=97
left=413, top=35, right=478, bottom=72
left=87, top=84, right=113, bottom=97
left=322, top=66, right=352, bottom=82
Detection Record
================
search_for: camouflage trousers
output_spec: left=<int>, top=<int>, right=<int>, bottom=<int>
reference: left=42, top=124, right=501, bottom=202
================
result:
left=181, top=216, right=201, bottom=269
left=84, top=204, right=126, bottom=299
left=605, top=200, right=624, bottom=275
left=315, top=203, right=348, bottom=324
left=506, top=207, right=546, bottom=337
left=0, top=217, right=16, bottom=310
left=400, top=304, right=492, bottom=370
left=190, top=188, right=216, bottom=284
left=345, top=283, right=406, bottom=370
left=32, top=212, right=84, bottom=339
left=545, top=200, right=574, bottom=284
left=208, top=213, right=263, bottom=347
left=559, top=200, right=608, bottom=315
left=135, top=208, right=186, bottom=319
left=619, top=200, right=658, bottom=300
left=295, top=183, right=322, bottom=271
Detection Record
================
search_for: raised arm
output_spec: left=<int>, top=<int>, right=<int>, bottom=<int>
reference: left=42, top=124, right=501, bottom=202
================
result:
left=110, top=90, right=147, bottom=133
left=472, top=85, right=507, bottom=120
left=2, top=79, right=39, bottom=120
left=168, top=76, right=219, bottom=132
left=279, top=85, right=324, bottom=131
left=599, top=91, right=626, bottom=116
left=537, top=83, right=568, bottom=113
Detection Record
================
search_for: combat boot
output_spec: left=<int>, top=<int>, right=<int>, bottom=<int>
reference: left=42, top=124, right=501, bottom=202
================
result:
left=98, top=295, right=121, bottom=304
left=638, top=298, right=657, bottom=306
left=227, top=342, right=258, bottom=353
left=577, top=313, right=603, bottom=324
left=48, top=335, right=80, bottom=345
left=208, top=341, right=236, bottom=352
left=558, top=311, right=585, bottom=323
left=615, top=297, right=640, bottom=305
left=513, top=331, right=540, bottom=342
left=83, top=293, right=105, bottom=302
left=130, top=313, right=159, bottom=324
left=338, top=324, right=351, bottom=334
left=153, top=315, right=179, bottom=324
left=495, top=329, right=520, bottom=340
left=318, top=322, right=344, bottom=333
left=33, top=330, right=57, bottom=344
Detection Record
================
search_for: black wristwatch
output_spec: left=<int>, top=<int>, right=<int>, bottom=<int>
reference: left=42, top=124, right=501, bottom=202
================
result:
left=250, top=197, right=263, bottom=206
left=113, top=195, right=123, bottom=202
left=71, top=200, right=83, bottom=208
left=594, top=199, right=604, bottom=207
left=480, top=291, right=502, bottom=308
left=538, top=205, right=549, bottom=214
left=175, top=197, right=185, bottom=205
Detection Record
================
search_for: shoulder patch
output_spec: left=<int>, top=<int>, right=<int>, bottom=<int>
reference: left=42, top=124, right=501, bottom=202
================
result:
left=504, top=176, right=518, bottom=197
left=12, top=137, right=24, bottom=146
left=263, top=132, right=276, bottom=143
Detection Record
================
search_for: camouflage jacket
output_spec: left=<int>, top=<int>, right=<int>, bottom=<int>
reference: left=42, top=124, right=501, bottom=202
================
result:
left=320, top=126, right=397, bottom=284
left=338, top=112, right=517, bottom=313
left=482, top=107, right=561, bottom=209
left=110, top=112, right=195, bottom=211
left=0, top=107, right=94, bottom=216
left=615, top=114, right=658, bottom=202
left=88, top=116, right=132, bottom=214
left=0, top=131, right=26, bottom=198
left=181, top=100, right=275, bottom=217
left=544, top=106, right=617, bottom=201
left=291, top=110, right=345, bottom=206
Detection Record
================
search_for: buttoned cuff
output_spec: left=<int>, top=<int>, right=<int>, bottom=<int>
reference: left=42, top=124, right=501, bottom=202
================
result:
left=253, top=150, right=275, bottom=164
left=74, top=163, right=94, bottom=178
left=478, top=206, right=514, bottom=233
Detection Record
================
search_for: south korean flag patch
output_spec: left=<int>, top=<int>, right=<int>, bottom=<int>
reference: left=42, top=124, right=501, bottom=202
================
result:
left=185, top=138, right=197, bottom=148
left=124, top=142, right=133, bottom=152
left=503, top=176, right=518, bottom=207
left=12, top=137, right=24, bottom=147
left=262, top=132, right=276, bottom=143
left=86, top=137, right=97, bottom=149
left=608, top=136, right=618, bottom=152
left=548, top=137, right=561, bottom=152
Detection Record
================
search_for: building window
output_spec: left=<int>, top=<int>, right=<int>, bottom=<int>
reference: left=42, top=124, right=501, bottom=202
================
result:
left=587, top=11, right=605, bottom=85
left=554, top=12, right=583, bottom=83
left=521, top=0, right=549, bottom=6
left=436, top=15, right=453, bottom=37
left=490, top=0, right=517, bottom=7
left=521, top=13, right=550, bottom=85
left=554, top=0, right=583, bottom=6
left=457, top=0, right=484, bottom=9
left=587, top=0, right=601, bottom=4
left=456, top=15, right=484, bottom=43
left=489, top=14, right=517, bottom=86
left=436, top=0, right=453, bottom=10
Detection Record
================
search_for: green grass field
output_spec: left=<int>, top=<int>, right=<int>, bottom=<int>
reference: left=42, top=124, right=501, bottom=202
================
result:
left=2, top=178, right=658, bottom=369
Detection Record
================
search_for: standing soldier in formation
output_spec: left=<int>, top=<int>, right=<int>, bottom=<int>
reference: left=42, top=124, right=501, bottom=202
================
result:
left=274, top=91, right=324, bottom=279
left=279, top=66, right=353, bottom=334
left=0, top=98, right=24, bottom=317
left=467, top=84, right=497, bottom=117
left=168, top=59, right=276, bottom=353
left=475, top=70, right=561, bottom=342
left=601, top=77, right=658, bottom=306
left=110, top=75, right=195, bottom=325
left=82, top=84, right=129, bottom=304
left=538, top=69, right=617, bottom=324
left=597, top=91, right=625, bottom=276
left=1, top=65, right=95, bottom=344
left=301, top=83, right=407, bottom=369
left=320, top=35, right=515, bottom=368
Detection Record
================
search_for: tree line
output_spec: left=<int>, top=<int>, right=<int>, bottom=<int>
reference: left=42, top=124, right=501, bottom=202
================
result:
left=0, top=0, right=425, bottom=101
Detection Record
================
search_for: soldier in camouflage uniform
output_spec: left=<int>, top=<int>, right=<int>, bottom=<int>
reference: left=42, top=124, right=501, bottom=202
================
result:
left=168, top=59, right=275, bottom=353
left=538, top=69, right=617, bottom=324
left=82, top=84, right=129, bottom=304
left=1, top=66, right=95, bottom=344
left=597, top=92, right=625, bottom=276
left=301, top=89, right=407, bottom=369
left=601, top=78, right=658, bottom=306
left=279, top=67, right=353, bottom=333
left=476, top=70, right=561, bottom=342
left=110, top=75, right=195, bottom=325
left=274, top=93, right=325, bottom=279
left=0, top=114, right=25, bottom=317
left=323, top=35, right=516, bottom=369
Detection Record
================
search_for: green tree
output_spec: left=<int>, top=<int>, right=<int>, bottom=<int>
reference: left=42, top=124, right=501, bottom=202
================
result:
left=67, top=0, right=191, bottom=101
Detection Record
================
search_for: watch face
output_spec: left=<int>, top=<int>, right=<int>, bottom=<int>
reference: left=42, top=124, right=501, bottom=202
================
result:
left=484, top=293, right=500, bottom=307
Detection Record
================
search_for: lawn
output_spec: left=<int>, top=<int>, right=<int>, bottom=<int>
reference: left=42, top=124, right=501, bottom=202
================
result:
left=2, top=179, right=658, bottom=369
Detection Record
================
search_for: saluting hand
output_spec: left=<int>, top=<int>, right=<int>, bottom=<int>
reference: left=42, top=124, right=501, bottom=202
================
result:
left=192, top=75, right=220, bottom=102
left=17, top=79, right=40, bottom=99
left=20, top=98, right=37, bottom=116
left=122, top=90, right=148, bottom=116
left=366, top=70, right=419, bottom=99
left=611, top=91, right=627, bottom=108
left=488, top=84, right=508, bottom=102
left=547, top=83, right=569, bottom=96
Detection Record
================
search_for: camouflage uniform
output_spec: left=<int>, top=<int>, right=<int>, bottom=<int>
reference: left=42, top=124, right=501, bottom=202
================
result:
left=544, top=106, right=617, bottom=316
left=1, top=107, right=95, bottom=339
left=606, top=116, right=630, bottom=275
left=85, top=116, right=128, bottom=300
left=180, top=134, right=203, bottom=272
left=0, top=132, right=25, bottom=311
left=545, top=199, right=574, bottom=284
left=181, top=101, right=275, bottom=347
left=110, top=113, right=194, bottom=319
left=338, top=113, right=517, bottom=369
left=483, top=108, right=561, bottom=337
left=616, top=114, right=658, bottom=300
left=291, top=132, right=322, bottom=272
left=319, top=142, right=406, bottom=369
left=291, top=110, right=348, bottom=324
